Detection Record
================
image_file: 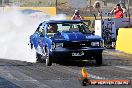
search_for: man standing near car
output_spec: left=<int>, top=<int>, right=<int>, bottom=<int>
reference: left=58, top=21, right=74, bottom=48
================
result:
left=71, top=9, right=83, bottom=20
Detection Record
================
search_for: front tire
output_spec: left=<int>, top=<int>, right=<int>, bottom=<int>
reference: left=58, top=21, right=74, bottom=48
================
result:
left=36, top=52, right=43, bottom=63
left=45, top=47, right=52, bottom=66
left=94, top=53, right=102, bottom=66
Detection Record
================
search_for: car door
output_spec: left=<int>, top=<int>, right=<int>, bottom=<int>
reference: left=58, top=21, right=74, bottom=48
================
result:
left=38, top=24, right=46, bottom=48
left=29, top=23, right=45, bottom=54
left=36, top=23, right=47, bottom=54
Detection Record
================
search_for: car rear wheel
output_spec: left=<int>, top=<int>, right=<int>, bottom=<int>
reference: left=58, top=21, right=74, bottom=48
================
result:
left=94, top=53, right=102, bottom=66
left=44, top=47, right=52, bottom=66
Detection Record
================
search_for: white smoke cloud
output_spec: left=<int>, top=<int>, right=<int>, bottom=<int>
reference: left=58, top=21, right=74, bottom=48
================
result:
left=50, top=14, right=66, bottom=20
left=0, top=7, right=66, bottom=63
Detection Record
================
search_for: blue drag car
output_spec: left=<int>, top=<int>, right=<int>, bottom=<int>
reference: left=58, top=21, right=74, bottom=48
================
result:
left=29, top=20, right=104, bottom=66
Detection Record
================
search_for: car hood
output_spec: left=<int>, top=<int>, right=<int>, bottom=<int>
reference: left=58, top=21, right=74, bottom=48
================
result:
left=50, top=32, right=102, bottom=42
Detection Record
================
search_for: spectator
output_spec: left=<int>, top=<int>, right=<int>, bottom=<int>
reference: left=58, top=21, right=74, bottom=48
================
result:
left=110, top=4, right=123, bottom=18
left=71, top=9, right=83, bottom=20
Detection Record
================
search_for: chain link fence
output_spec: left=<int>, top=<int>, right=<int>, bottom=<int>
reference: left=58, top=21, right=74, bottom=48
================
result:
left=0, top=0, right=132, bottom=17
left=57, top=0, right=132, bottom=17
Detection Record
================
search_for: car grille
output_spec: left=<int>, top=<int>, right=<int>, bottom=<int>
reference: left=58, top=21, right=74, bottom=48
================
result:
left=63, top=41, right=91, bottom=48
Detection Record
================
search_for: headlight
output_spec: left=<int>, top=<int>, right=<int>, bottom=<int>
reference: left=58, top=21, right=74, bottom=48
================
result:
left=56, top=43, right=63, bottom=48
left=91, top=42, right=100, bottom=47
left=52, top=43, right=63, bottom=49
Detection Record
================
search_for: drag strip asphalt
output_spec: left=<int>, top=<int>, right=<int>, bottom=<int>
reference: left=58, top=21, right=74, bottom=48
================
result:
left=0, top=50, right=131, bottom=88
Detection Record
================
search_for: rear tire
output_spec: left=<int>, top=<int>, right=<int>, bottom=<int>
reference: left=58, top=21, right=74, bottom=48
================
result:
left=94, top=53, right=102, bottom=66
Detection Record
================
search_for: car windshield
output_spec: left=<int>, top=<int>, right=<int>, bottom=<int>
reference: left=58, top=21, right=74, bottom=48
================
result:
left=48, top=22, right=91, bottom=34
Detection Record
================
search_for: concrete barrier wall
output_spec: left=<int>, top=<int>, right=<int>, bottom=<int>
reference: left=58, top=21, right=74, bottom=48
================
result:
left=0, top=7, right=56, bottom=16
left=19, top=7, right=56, bottom=16
left=116, top=28, right=132, bottom=54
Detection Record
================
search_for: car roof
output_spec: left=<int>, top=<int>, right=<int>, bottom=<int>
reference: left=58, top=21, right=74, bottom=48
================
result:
left=44, top=20, right=84, bottom=24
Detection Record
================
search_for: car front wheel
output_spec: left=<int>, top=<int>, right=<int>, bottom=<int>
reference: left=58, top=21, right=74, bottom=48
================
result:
left=36, top=52, right=43, bottom=63
left=44, top=47, right=52, bottom=66
left=94, top=53, right=102, bottom=66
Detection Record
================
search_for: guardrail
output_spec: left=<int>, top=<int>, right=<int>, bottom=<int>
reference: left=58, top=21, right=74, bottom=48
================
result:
left=0, top=7, right=56, bottom=16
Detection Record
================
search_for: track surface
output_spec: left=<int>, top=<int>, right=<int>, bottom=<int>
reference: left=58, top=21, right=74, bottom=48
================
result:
left=0, top=50, right=132, bottom=88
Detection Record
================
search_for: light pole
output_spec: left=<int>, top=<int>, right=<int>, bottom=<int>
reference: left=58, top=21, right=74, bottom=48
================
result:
left=128, top=0, right=130, bottom=27
left=56, top=0, right=57, bottom=14
left=90, top=0, right=91, bottom=14
left=2, top=0, right=4, bottom=6
left=128, top=0, right=130, bottom=16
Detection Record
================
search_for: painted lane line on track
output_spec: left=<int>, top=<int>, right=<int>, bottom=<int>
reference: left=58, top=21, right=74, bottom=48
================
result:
left=0, top=67, right=52, bottom=88
left=89, top=74, right=106, bottom=79
left=13, top=72, right=52, bottom=88
left=66, top=68, right=107, bottom=79
left=103, top=50, right=132, bottom=59
left=115, top=66, right=132, bottom=71
left=127, top=77, right=132, bottom=80
left=54, top=65, right=107, bottom=80
left=114, top=66, right=132, bottom=79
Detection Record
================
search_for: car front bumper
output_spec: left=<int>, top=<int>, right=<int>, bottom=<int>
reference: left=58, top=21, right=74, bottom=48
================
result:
left=50, top=47, right=104, bottom=59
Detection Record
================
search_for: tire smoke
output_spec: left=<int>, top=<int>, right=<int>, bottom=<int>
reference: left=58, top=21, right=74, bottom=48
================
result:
left=0, top=7, right=66, bottom=62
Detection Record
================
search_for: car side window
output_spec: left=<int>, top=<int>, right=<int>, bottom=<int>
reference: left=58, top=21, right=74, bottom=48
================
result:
left=36, top=23, right=46, bottom=37
left=48, top=24, right=58, bottom=33
left=36, top=23, right=43, bottom=32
